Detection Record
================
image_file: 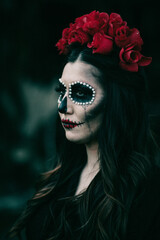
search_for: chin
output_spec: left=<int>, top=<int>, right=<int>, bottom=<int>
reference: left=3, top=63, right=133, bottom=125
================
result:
left=65, top=131, right=94, bottom=145
left=65, top=134, right=86, bottom=144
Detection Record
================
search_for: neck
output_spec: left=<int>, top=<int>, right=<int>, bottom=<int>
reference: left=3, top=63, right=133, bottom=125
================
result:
left=85, top=141, right=100, bottom=172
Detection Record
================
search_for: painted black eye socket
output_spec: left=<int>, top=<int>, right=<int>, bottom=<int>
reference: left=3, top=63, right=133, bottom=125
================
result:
left=71, top=83, right=93, bottom=103
left=55, top=83, right=66, bottom=94
left=55, top=83, right=66, bottom=101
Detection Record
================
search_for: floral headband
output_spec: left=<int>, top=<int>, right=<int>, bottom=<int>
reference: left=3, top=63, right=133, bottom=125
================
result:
left=56, top=10, right=152, bottom=72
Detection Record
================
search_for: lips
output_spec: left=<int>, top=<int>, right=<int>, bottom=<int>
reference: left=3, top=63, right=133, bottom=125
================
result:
left=61, top=119, right=84, bottom=129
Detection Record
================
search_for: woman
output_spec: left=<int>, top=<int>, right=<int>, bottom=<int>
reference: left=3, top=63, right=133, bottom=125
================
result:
left=10, top=11, right=160, bottom=240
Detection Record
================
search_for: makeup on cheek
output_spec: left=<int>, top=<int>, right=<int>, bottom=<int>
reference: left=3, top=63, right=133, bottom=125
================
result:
left=83, top=96, right=105, bottom=122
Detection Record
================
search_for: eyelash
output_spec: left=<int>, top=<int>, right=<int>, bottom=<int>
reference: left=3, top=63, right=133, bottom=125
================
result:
left=55, top=86, right=66, bottom=94
left=75, top=91, right=86, bottom=97
left=55, top=87, right=86, bottom=95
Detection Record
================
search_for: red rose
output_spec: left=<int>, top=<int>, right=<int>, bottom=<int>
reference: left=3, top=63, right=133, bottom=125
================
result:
left=68, top=29, right=90, bottom=45
left=128, top=28, right=143, bottom=50
left=56, top=10, right=152, bottom=73
left=115, top=27, right=143, bottom=49
left=75, top=10, right=109, bottom=35
left=55, top=38, right=68, bottom=54
left=83, top=20, right=100, bottom=35
left=62, top=24, right=75, bottom=38
left=75, top=11, right=100, bottom=33
left=98, top=12, right=109, bottom=33
left=88, top=32, right=113, bottom=54
left=75, top=14, right=90, bottom=29
left=56, top=25, right=75, bottom=54
left=115, top=26, right=130, bottom=48
left=62, top=28, right=70, bottom=39
left=119, top=44, right=152, bottom=72
left=108, top=13, right=127, bottom=37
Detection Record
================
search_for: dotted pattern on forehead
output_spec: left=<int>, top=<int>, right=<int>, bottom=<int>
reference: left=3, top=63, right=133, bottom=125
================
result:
left=58, top=79, right=96, bottom=106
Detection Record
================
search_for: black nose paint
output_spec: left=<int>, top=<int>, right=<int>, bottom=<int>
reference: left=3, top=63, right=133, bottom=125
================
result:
left=58, top=96, right=67, bottom=113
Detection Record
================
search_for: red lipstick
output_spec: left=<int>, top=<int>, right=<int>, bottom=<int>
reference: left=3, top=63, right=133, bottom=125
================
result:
left=61, top=119, right=84, bottom=129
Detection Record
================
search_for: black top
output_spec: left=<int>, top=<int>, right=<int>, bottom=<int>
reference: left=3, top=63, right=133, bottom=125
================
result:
left=25, top=165, right=160, bottom=240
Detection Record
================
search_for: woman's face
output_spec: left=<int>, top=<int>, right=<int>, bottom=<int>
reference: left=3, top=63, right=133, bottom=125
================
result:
left=57, top=60, right=105, bottom=144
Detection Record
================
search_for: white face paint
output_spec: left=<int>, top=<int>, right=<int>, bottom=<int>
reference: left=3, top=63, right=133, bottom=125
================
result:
left=58, top=79, right=96, bottom=106
left=56, top=60, right=105, bottom=145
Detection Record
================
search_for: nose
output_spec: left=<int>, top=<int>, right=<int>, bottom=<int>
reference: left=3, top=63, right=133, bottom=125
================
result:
left=58, top=96, right=67, bottom=113
left=58, top=96, right=73, bottom=114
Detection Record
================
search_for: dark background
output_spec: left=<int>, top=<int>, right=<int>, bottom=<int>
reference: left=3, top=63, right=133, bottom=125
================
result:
left=1, top=0, right=160, bottom=238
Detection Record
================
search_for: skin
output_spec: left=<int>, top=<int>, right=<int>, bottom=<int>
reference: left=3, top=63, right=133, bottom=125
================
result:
left=58, top=60, right=105, bottom=145
left=58, top=60, right=105, bottom=195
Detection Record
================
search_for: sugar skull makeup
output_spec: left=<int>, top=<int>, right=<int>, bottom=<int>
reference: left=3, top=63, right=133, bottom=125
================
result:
left=57, top=78, right=96, bottom=106
left=57, top=60, right=105, bottom=144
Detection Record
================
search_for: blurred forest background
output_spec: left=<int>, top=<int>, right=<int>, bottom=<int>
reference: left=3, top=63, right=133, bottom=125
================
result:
left=1, top=0, right=160, bottom=238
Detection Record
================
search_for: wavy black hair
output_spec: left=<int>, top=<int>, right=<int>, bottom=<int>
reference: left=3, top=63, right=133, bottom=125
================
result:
left=9, top=45, right=159, bottom=240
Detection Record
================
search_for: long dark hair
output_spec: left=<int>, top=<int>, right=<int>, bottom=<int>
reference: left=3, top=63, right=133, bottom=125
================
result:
left=9, top=45, right=159, bottom=240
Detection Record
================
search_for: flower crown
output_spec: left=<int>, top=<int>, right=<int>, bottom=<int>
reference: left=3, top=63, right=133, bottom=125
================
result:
left=56, top=10, right=152, bottom=72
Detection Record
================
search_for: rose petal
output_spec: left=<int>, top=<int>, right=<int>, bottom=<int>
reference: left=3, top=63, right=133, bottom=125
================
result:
left=108, top=13, right=126, bottom=37
left=124, top=50, right=141, bottom=63
left=119, top=48, right=125, bottom=63
left=129, top=28, right=143, bottom=50
left=55, top=38, right=68, bottom=54
left=68, top=29, right=90, bottom=45
left=90, top=33, right=113, bottom=54
left=138, top=56, right=152, bottom=66
left=99, top=12, right=109, bottom=32
left=123, top=50, right=132, bottom=62
left=83, top=20, right=100, bottom=35
left=119, top=45, right=141, bottom=64
left=119, top=62, right=139, bottom=72
left=124, top=43, right=135, bottom=51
